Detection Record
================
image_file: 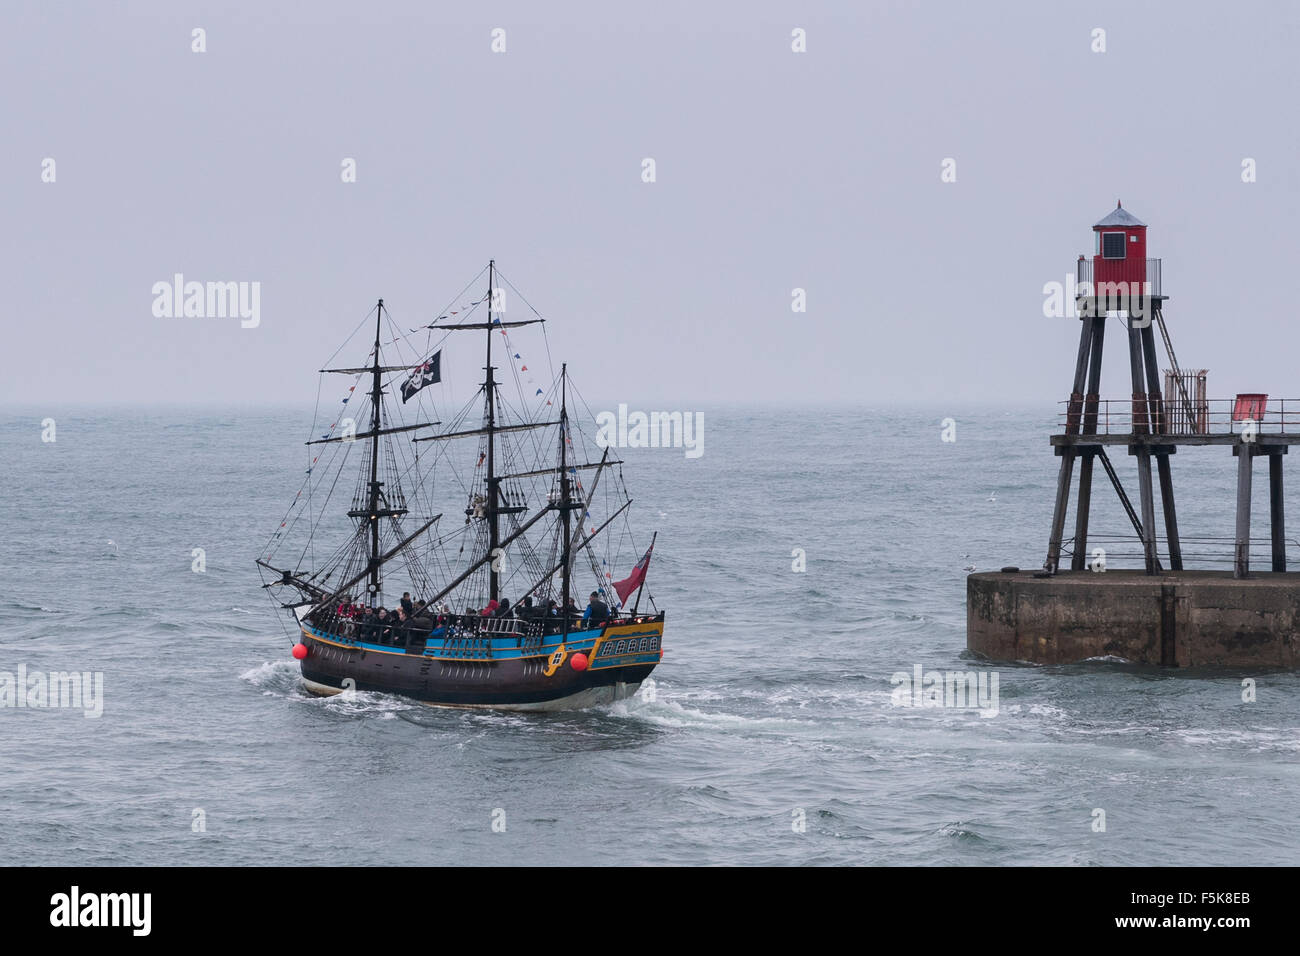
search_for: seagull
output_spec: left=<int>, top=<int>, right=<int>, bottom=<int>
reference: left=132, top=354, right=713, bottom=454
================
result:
left=987, top=492, right=997, bottom=503
left=963, top=564, right=976, bottom=572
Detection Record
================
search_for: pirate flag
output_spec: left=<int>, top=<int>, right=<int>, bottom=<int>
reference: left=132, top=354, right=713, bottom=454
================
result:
left=401, top=350, right=441, bottom=403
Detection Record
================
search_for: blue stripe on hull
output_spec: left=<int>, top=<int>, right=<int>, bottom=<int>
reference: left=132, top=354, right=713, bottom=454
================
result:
left=303, top=624, right=601, bottom=660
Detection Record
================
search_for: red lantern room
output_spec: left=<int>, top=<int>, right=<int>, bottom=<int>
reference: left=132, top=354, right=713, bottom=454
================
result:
left=1091, top=200, right=1149, bottom=294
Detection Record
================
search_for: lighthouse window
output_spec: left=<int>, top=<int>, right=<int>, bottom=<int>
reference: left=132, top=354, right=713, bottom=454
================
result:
left=1101, top=232, right=1126, bottom=259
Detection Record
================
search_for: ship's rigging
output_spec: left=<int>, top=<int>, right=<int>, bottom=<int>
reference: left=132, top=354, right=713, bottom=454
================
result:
left=257, top=262, right=649, bottom=628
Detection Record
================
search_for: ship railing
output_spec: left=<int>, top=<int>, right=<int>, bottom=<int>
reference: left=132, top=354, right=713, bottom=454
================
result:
left=434, top=614, right=545, bottom=659
left=476, top=615, right=527, bottom=636
left=436, top=625, right=496, bottom=659
left=306, top=607, right=666, bottom=657
left=306, top=610, right=453, bottom=652
left=1058, top=397, right=1300, bottom=436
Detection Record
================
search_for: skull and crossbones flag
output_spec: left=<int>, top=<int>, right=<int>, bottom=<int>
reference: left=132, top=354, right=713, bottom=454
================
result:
left=401, top=350, right=441, bottom=403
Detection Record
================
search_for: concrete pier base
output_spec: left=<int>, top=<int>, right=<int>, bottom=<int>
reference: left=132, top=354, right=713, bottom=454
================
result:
left=967, top=570, right=1300, bottom=667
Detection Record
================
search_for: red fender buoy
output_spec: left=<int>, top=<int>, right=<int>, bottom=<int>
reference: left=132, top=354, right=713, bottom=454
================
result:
left=570, top=652, right=589, bottom=671
left=292, top=643, right=308, bottom=660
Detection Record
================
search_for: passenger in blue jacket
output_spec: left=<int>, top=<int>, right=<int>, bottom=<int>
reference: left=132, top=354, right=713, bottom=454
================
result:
left=582, top=591, right=609, bottom=627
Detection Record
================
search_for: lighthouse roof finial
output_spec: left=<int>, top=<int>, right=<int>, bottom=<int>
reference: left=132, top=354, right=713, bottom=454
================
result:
left=1095, top=202, right=1145, bottom=228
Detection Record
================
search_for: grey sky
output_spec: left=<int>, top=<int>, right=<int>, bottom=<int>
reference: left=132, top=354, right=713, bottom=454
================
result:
left=3, top=0, right=1296, bottom=408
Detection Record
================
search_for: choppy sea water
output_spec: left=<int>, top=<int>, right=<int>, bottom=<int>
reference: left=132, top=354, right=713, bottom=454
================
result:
left=2, top=405, right=1298, bottom=866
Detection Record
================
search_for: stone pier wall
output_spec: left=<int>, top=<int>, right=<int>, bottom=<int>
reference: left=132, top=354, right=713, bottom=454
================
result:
left=967, top=570, right=1300, bottom=668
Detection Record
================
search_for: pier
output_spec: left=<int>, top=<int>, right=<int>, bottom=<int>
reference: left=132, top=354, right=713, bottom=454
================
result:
left=968, top=203, right=1300, bottom=667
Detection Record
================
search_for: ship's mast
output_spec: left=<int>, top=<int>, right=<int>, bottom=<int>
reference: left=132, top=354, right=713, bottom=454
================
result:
left=559, top=363, right=571, bottom=637
left=404, top=261, right=547, bottom=607
left=366, top=299, right=384, bottom=606
left=485, top=260, right=500, bottom=602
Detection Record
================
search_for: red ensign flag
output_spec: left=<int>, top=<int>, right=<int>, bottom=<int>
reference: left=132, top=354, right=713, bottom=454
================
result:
left=613, top=544, right=654, bottom=604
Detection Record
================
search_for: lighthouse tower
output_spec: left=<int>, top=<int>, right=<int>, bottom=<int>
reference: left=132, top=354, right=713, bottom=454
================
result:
left=1050, top=201, right=1173, bottom=575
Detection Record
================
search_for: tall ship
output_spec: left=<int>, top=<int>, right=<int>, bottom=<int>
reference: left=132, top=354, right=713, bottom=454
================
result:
left=257, top=262, right=665, bottom=709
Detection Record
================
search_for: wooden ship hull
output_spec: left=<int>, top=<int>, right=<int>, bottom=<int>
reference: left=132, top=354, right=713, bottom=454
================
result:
left=296, top=613, right=665, bottom=710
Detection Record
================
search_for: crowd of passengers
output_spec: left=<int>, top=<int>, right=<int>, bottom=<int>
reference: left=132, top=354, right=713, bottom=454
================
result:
left=312, top=591, right=614, bottom=646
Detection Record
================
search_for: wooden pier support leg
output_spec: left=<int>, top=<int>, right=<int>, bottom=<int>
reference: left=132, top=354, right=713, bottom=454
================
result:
left=1235, top=444, right=1253, bottom=579
left=1139, top=323, right=1166, bottom=435
left=1136, top=448, right=1158, bottom=574
left=1156, top=451, right=1182, bottom=571
left=1046, top=450, right=1076, bottom=574
left=1071, top=450, right=1094, bottom=571
left=1270, top=451, right=1286, bottom=572
left=1046, top=318, right=1096, bottom=575
left=1082, top=317, right=1106, bottom=434
left=1065, top=315, right=1094, bottom=433
left=1126, top=320, right=1149, bottom=435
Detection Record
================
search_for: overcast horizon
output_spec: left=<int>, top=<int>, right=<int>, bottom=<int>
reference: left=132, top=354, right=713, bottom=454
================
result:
left=4, top=1, right=1297, bottom=408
